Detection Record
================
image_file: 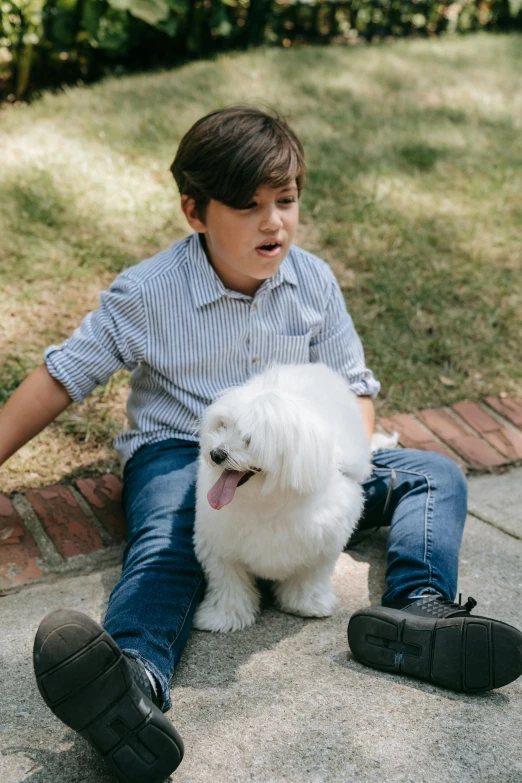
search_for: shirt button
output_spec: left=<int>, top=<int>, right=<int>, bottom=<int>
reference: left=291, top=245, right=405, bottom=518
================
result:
left=252, top=356, right=259, bottom=364
left=251, top=303, right=257, bottom=311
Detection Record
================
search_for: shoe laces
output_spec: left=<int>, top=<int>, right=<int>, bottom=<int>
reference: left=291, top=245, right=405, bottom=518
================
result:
left=459, top=593, right=478, bottom=613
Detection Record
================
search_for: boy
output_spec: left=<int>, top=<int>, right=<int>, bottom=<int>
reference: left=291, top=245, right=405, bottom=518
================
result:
left=1, top=106, right=521, bottom=783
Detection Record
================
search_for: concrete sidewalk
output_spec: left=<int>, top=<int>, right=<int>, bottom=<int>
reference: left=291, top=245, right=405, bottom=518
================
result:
left=1, top=465, right=522, bottom=783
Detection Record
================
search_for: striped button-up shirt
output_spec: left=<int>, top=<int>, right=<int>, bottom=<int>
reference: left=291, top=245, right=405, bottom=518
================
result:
left=44, top=232, right=380, bottom=468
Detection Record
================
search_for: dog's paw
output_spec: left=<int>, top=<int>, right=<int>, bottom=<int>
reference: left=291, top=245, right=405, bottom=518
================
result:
left=276, top=586, right=338, bottom=619
left=193, top=599, right=257, bottom=633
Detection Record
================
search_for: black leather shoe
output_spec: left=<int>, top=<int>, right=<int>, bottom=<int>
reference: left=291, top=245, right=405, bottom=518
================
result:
left=33, top=609, right=183, bottom=782
left=348, top=594, right=522, bottom=693
left=124, top=653, right=162, bottom=710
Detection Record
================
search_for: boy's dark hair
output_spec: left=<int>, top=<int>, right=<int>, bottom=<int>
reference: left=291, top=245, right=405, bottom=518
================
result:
left=170, top=106, right=305, bottom=221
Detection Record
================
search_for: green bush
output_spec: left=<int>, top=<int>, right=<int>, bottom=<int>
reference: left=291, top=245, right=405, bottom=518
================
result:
left=1, top=0, right=521, bottom=100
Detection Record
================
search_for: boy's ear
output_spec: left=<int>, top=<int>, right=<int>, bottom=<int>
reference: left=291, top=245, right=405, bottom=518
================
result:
left=181, top=195, right=206, bottom=232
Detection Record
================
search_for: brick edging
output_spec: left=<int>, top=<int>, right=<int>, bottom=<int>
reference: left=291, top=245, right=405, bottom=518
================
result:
left=1, top=395, right=522, bottom=594
left=0, top=476, right=126, bottom=595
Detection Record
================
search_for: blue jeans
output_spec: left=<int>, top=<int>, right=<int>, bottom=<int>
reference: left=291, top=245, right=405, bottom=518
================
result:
left=103, top=438, right=468, bottom=711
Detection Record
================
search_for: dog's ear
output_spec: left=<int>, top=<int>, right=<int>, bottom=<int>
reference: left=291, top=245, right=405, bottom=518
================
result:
left=259, top=399, right=335, bottom=495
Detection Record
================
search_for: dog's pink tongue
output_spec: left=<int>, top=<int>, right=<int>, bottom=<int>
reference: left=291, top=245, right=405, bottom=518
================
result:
left=208, top=470, right=247, bottom=510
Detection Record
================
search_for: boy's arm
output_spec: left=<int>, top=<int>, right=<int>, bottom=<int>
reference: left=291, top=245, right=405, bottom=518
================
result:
left=0, top=364, right=73, bottom=467
left=310, top=272, right=381, bottom=433
left=356, top=395, right=375, bottom=446
left=0, top=275, right=148, bottom=471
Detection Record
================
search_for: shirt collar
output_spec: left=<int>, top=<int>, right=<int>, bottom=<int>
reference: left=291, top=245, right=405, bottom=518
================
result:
left=187, top=232, right=298, bottom=308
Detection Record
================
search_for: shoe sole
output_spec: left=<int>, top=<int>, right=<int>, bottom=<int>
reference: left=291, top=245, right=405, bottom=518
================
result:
left=348, top=607, right=522, bottom=693
left=33, top=609, right=183, bottom=783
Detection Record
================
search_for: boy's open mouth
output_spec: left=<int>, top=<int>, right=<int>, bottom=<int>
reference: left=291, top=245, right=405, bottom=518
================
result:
left=208, top=469, right=257, bottom=510
left=256, top=240, right=282, bottom=258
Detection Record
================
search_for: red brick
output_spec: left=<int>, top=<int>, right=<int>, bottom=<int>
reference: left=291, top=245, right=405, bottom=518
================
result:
left=25, top=485, right=104, bottom=559
left=451, top=401, right=499, bottom=434
left=484, top=429, right=522, bottom=461
left=484, top=396, right=522, bottom=428
left=380, top=414, right=438, bottom=449
left=377, top=413, right=467, bottom=470
left=75, top=475, right=126, bottom=542
left=416, top=408, right=505, bottom=468
left=0, top=494, right=44, bottom=589
left=452, top=401, right=522, bottom=461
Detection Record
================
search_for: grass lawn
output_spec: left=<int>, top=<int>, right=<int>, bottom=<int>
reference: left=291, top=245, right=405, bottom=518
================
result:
left=1, top=32, right=521, bottom=493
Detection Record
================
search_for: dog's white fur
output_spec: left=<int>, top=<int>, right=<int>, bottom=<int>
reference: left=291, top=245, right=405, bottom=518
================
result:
left=193, top=363, right=398, bottom=633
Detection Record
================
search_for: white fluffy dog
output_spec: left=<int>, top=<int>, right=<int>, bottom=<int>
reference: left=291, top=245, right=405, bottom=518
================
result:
left=193, top=363, right=396, bottom=633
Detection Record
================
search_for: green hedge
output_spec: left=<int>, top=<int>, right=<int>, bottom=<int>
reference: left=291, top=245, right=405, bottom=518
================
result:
left=1, top=0, right=521, bottom=100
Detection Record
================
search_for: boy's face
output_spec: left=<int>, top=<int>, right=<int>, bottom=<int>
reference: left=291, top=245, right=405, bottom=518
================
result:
left=182, top=181, right=299, bottom=297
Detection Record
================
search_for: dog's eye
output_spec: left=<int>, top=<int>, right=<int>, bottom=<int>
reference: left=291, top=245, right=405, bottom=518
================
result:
left=243, top=435, right=251, bottom=446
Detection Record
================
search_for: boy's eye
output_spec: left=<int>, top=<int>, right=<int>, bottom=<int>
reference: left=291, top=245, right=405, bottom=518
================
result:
left=242, top=198, right=295, bottom=210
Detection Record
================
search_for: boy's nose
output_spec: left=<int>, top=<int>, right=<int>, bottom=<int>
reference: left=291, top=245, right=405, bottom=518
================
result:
left=210, top=448, right=227, bottom=464
left=260, top=206, right=284, bottom=231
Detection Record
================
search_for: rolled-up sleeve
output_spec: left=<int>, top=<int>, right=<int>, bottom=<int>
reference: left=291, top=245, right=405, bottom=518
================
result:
left=44, top=275, right=147, bottom=402
left=310, top=273, right=381, bottom=399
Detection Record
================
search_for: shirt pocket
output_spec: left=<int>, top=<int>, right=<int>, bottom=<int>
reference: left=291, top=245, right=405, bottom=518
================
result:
left=265, top=332, right=312, bottom=365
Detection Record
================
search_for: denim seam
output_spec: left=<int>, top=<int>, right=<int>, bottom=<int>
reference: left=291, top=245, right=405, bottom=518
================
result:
left=167, top=574, right=205, bottom=651
left=371, top=464, right=435, bottom=589
left=423, top=471, right=434, bottom=587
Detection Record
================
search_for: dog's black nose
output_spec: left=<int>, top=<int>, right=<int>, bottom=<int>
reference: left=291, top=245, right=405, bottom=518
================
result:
left=210, top=448, right=227, bottom=464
